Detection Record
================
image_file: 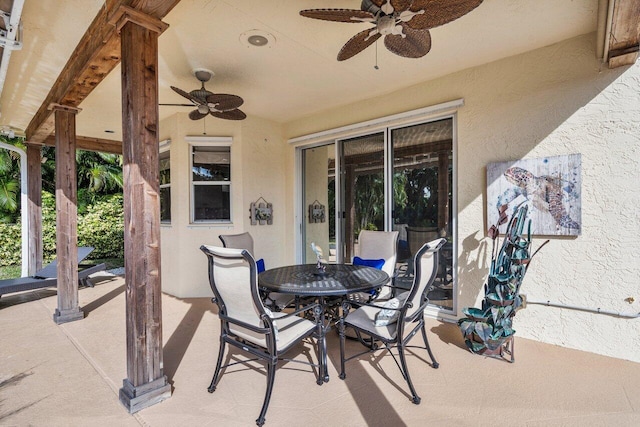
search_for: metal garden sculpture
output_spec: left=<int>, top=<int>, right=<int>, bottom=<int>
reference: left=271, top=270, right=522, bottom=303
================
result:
left=458, top=203, right=548, bottom=361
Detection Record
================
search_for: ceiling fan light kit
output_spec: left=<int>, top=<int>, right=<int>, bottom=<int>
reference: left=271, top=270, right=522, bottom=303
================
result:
left=301, top=0, right=483, bottom=61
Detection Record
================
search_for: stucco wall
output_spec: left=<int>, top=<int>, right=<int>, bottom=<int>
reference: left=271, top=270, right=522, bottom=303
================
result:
left=159, top=115, right=287, bottom=298
left=284, top=33, right=640, bottom=363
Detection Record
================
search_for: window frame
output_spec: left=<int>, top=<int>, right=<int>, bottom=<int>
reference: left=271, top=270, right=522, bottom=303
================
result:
left=159, top=139, right=171, bottom=224
left=187, top=136, right=233, bottom=224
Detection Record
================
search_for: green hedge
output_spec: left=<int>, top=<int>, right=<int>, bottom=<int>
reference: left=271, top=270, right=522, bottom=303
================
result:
left=0, top=192, right=124, bottom=266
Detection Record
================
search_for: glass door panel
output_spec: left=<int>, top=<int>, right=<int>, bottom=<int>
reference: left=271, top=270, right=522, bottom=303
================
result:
left=302, top=144, right=335, bottom=263
left=339, top=132, right=385, bottom=262
left=391, top=119, right=454, bottom=311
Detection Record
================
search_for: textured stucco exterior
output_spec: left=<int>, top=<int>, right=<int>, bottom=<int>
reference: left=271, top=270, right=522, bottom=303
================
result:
left=159, top=115, right=288, bottom=298
left=160, top=32, right=639, bottom=363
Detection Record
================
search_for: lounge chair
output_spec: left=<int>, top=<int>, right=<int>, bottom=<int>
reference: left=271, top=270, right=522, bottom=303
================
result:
left=0, top=247, right=106, bottom=298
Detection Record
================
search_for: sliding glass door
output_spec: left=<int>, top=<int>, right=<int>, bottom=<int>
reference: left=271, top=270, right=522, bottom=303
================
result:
left=301, top=144, right=336, bottom=263
left=299, top=117, right=455, bottom=312
left=391, top=119, right=454, bottom=310
left=339, top=132, right=386, bottom=262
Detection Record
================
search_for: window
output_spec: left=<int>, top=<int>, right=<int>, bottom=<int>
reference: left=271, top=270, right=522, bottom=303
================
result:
left=191, top=141, right=231, bottom=222
left=159, top=145, right=171, bottom=223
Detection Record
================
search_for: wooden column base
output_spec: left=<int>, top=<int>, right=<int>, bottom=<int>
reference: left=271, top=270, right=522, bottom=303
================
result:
left=53, top=307, right=84, bottom=324
left=119, top=376, right=171, bottom=413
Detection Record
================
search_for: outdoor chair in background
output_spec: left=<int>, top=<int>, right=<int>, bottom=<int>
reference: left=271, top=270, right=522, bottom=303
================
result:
left=219, top=232, right=294, bottom=311
left=200, top=245, right=320, bottom=426
left=0, top=246, right=106, bottom=298
left=348, top=230, right=399, bottom=304
left=338, top=238, right=446, bottom=404
left=406, top=226, right=439, bottom=258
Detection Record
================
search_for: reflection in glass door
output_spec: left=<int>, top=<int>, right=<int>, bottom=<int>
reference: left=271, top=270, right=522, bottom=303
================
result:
left=339, top=132, right=386, bottom=261
left=302, top=144, right=336, bottom=263
left=392, top=119, right=454, bottom=310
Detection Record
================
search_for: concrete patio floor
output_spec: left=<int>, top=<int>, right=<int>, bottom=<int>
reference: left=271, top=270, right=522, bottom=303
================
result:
left=1, top=274, right=639, bottom=427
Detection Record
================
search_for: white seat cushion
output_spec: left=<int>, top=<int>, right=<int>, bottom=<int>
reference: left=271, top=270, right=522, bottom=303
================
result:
left=344, top=304, right=398, bottom=341
left=231, top=313, right=315, bottom=351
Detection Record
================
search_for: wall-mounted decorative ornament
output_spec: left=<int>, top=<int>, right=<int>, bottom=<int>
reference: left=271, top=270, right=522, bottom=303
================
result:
left=250, top=197, right=273, bottom=225
left=308, top=200, right=325, bottom=223
left=487, top=153, right=582, bottom=236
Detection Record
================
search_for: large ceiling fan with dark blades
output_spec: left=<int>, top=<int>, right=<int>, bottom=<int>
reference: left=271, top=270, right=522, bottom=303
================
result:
left=161, top=69, right=246, bottom=120
left=300, top=0, right=483, bottom=61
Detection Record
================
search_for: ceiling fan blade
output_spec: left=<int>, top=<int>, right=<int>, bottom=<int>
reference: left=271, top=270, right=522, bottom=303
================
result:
left=390, top=0, right=411, bottom=12
left=206, top=94, right=244, bottom=111
left=188, top=109, right=208, bottom=120
left=337, top=28, right=382, bottom=61
left=170, top=86, right=200, bottom=105
left=300, top=9, right=375, bottom=23
left=159, top=103, right=196, bottom=107
left=384, top=25, right=431, bottom=58
left=210, top=109, right=247, bottom=121
left=407, top=0, right=483, bottom=30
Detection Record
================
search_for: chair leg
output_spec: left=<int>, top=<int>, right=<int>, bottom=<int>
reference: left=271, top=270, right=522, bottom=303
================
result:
left=397, top=345, right=421, bottom=405
left=257, top=360, right=276, bottom=427
left=420, top=322, right=439, bottom=369
left=339, top=318, right=346, bottom=380
left=208, top=339, right=226, bottom=393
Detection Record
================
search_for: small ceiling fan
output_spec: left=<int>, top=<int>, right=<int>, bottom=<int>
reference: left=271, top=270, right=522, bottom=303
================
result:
left=161, top=69, right=246, bottom=120
left=300, top=0, right=483, bottom=61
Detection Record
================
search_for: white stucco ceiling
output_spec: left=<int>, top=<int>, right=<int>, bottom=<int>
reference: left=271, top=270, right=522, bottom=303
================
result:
left=0, top=0, right=599, bottom=141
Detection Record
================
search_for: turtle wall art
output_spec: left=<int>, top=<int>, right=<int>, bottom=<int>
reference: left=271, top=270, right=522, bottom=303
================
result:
left=487, top=154, right=581, bottom=236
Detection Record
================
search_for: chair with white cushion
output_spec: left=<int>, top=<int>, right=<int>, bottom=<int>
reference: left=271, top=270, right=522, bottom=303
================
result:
left=349, top=230, right=399, bottom=302
left=338, top=238, right=446, bottom=404
left=200, top=245, right=320, bottom=426
left=219, top=232, right=294, bottom=311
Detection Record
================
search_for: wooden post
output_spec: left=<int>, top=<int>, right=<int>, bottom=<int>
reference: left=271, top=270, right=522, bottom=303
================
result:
left=51, top=104, right=83, bottom=324
left=109, top=6, right=171, bottom=413
left=437, top=152, right=450, bottom=232
left=26, top=144, right=43, bottom=275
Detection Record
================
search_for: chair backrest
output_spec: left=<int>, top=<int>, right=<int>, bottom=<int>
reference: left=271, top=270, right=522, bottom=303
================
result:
left=357, top=230, right=399, bottom=279
left=407, top=227, right=439, bottom=257
left=200, top=245, right=269, bottom=346
left=219, top=232, right=255, bottom=254
left=34, top=246, right=95, bottom=279
left=404, top=238, right=446, bottom=320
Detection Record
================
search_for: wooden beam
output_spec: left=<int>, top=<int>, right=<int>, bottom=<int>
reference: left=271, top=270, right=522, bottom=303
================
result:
left=26, top=145, right=43, bottom=275
left=43, top=135, right=123, bottom=154
left=24, top=0, right=181, bottom=144
left=51, top=104, right=83, bottom=325
left=116, top=8, right=170, bottom=413
left=608, top=0, right=640, bottom=68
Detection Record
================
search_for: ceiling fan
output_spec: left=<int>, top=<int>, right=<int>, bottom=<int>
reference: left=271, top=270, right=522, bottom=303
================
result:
left=300, top=0, right=483, bottom=61
left=161, top=69, right=246, bottom=120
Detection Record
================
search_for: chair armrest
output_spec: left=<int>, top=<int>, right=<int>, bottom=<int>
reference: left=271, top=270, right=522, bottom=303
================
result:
left=403, top=299, right=431, bottom=322
left=220, top=314, right=271, bottom=334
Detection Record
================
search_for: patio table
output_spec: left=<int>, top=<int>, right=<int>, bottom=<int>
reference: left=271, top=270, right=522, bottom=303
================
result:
left=259, top=263, right=389, bottom=383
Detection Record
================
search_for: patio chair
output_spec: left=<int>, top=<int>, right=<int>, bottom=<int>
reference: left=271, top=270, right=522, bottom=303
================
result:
left=219, top=232, right=294, bottom=311
left=0, top=247, right=106, bottom=298
left=351, top=230, right=399, bottom=302
left=200, top=245, right=320, bottom=427
left=338, top=238, right=446, bottom=404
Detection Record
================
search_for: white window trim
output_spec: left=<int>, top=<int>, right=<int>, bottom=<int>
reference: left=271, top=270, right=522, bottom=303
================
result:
left=288, top=99, right=463, bottom=146
left=159, top=139, right=171, bottom=225
left=187, top=136, right=233, bottom=224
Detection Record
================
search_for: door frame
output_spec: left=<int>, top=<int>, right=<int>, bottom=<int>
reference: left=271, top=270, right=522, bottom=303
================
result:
left=291, top=100, right=462, bottom=319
